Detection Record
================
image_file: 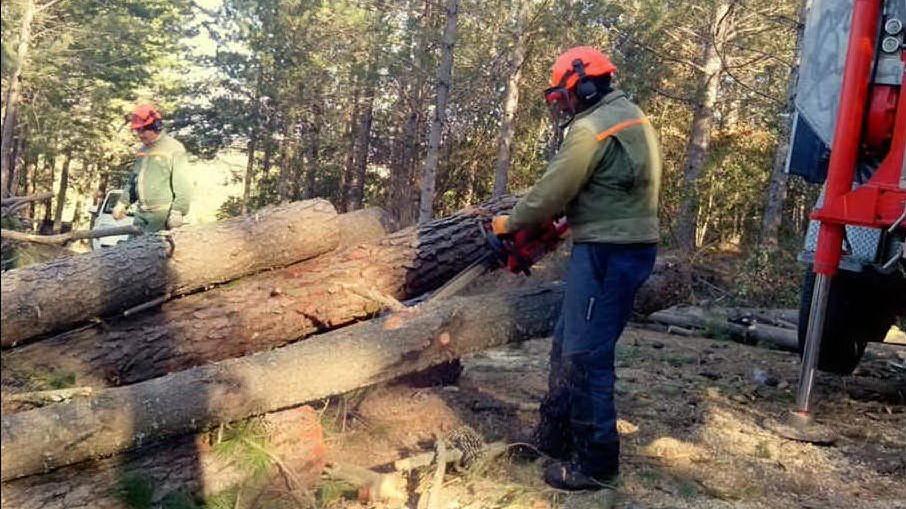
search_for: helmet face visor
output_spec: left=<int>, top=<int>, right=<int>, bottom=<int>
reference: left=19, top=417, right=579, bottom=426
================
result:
left=544, top=86, right=575, bottom=129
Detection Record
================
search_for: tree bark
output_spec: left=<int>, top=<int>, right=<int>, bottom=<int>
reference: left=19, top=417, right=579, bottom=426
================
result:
left=1, top=406, right=326, bottom=509
left=492, top=0, right=527, bottom=197
left=348, top=66, right=377, bottom=211
left=51, top=152, right=71, bottom=233
left=673, top=0, right=730, bottom=254
left=340, top=77, right=362, bottom=213
left=0, top=282, right=562, bottom=481
left=277, top=114, right=294, bottom=202
left=418, top=0, right=459, bottom=223
left=242, top=69, right=264, bottom=215
left=1, top=198, right=515, bottom=387
left=0, top=199, right=339, bottom=347
left=302, top=103, right=322, bottom=200
left=1, top=0, right=35, bottom=199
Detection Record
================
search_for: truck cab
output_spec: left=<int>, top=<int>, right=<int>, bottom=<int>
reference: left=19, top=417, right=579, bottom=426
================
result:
left=88, top=190, right=133, bottom=250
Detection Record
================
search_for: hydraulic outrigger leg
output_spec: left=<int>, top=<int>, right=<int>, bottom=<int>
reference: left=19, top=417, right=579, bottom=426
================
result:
left=766, top=273, right=837, bottom=444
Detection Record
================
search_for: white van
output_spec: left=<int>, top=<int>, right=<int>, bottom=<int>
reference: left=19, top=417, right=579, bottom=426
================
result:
left=89, top=190, right=133, bottom=250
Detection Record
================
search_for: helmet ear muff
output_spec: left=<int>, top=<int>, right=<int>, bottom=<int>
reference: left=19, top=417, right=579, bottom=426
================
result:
left=571, top=59, right=601, bottom=103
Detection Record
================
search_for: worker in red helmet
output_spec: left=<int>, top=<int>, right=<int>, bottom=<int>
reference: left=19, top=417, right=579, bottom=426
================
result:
left=112, top=104, right=192, bottom=233
left=493, top=47, right=662, bottom=491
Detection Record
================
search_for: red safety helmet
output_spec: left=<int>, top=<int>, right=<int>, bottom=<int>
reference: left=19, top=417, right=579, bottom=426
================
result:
left=548, top=46, right=616, bottom=90
left=129, top=104, right=162, bottom=130
left=544, top=47, right=616, bottom=128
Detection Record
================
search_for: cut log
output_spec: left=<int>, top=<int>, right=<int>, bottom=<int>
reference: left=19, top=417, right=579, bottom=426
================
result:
left=0, top=283, right=562, bottom=481
left=1, top=198, right=516, bottom=388
left=0, top=405, right=325, bottom=509
left=1, top=199, right=340, bottom=347
left=633, top=254, right=692, bottom=316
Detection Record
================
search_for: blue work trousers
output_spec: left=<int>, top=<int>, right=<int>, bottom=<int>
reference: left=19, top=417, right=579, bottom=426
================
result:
left=540, top=242, right=657, bottom=477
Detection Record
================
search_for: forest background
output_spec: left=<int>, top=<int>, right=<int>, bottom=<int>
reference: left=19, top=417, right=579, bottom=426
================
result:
left=0, top=0, right=814, bottom=304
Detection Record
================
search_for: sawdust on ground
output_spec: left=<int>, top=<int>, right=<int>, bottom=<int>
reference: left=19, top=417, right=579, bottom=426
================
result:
left=320, top=327, right=906, bottom=509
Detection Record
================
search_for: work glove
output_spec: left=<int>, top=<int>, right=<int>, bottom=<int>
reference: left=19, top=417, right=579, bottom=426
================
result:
left=491, top=215, right=510, bottom=236
left=167, top=210, right=184, bottom=230
left=112, top=203, right=127, bottom=221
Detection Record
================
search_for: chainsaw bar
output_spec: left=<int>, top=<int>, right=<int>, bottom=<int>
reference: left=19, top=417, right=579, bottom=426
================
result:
left=429, top=254, right=498, bottom=301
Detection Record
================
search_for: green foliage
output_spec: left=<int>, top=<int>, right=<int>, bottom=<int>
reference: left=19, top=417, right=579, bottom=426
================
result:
left=4, top=0, right=812, bottom=270
left=734, top=247, right=804, bottom=308
left=201, top=488, right=241, bottom=509
left=211, top=418, right=273, bottom=478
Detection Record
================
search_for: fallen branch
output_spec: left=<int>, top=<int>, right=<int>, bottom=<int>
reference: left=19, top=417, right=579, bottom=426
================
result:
left=3, top=386, right=93, bottom=405
left=324, top=463, right=406, bottom=504
left=0, top=192, right=54, bottom=207
left=0, top=225, right=141, bottom=245
left=393, top=441, right=507, bottom=471
left=422, top=436, right=448, bottom=509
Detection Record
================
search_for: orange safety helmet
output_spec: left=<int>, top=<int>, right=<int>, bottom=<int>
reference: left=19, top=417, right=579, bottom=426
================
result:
left=549, top=46, right=616, bottom=90
left=129, top=104, right=162, bottom=130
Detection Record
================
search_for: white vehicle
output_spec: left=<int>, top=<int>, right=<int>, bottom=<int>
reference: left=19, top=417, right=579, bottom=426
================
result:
left=88, top=190, right=133, bottom=250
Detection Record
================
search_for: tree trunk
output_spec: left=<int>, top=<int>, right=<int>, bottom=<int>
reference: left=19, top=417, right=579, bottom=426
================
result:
left=51, top=152, right=71, bottom=233
left=6, top=114, right=25, bottom=197
left=242, top=70, right=264, bottom=214
left=348, top=68, right=377, bottom=211
left=1, top=0, right=34, bottom=199
left=277, top=116, right=293, bottom=202
left=673, top=0, right=730, bottom=254
left=760, top=0, right=808, bottom=250
left=0, top=282, right=561, bottom=481
left=492, top=0, right=527, bottom=197
left=340, top=77, right=362, bottom=213
left=302, top=103, right=322, bottom=200
left=1, top=406, right=326, bottom=509
left=70, top=195, right=84, bottom=230
left=0, top=199, right=339, bottom=347
left=418, top=0, right=459, bottom=223
left=1, top=198, right=515, bottom=387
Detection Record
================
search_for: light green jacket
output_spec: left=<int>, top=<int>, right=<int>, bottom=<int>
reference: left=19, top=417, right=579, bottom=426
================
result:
left=119, top=132, right=191, bottom=232
left=508, top=90, right=662, bottom=244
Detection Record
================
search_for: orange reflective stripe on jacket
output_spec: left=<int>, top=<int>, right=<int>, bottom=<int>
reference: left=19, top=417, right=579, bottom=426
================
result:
left=595, top=117, right=650, bottom=142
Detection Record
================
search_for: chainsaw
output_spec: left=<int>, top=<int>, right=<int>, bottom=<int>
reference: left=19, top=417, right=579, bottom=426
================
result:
left=430, top=216, right=569, bottom=301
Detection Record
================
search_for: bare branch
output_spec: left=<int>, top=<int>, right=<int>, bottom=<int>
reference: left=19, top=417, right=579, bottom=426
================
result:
left=0, top=225, right=141, bottom=245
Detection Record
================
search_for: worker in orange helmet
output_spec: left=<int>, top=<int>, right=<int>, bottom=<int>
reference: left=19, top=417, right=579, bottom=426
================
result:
left=494, top=47, right=662, bottom=491
left=112, top=104, right=192, bottom=233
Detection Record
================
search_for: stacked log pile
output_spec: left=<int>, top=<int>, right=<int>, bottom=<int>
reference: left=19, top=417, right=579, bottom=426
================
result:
left=0, top=195, right=690, bottom=505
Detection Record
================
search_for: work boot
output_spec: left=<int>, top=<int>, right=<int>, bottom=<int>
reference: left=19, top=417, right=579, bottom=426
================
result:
left=543, top=461, right=618, bottom=491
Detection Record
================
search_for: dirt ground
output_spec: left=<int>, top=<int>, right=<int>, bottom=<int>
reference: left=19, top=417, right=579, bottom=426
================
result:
left=318, top=328, right=906, bottom=509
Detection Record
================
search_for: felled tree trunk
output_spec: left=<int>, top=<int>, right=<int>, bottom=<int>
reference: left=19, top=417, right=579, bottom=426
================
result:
left=648, top=305, right=798, bottom=350
left=2, top=198, right=516, bottom=388
left=1, top=199, right=339, bottom=347
left=1, top=406, right=325, bottom=509
left=0, top=283, right=562, bottom=481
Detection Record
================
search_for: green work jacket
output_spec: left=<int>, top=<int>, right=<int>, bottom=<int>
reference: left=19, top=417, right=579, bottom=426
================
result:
left=508, top=90, right=662, bottom=244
